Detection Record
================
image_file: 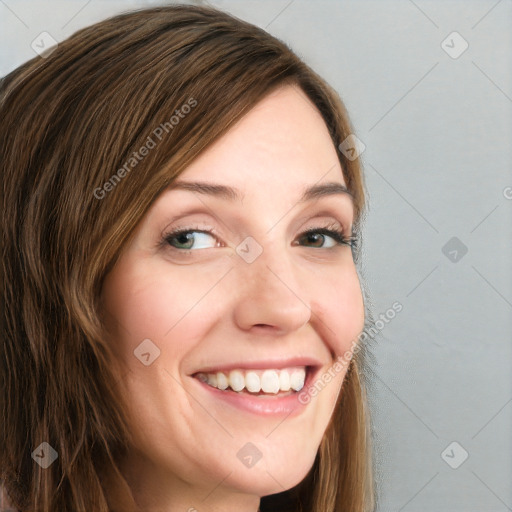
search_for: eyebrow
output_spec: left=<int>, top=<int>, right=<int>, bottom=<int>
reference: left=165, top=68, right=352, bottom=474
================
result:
left=167, top=180, right=354, bottom=204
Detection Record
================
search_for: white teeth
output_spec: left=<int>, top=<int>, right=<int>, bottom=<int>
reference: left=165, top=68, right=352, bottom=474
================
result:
left=206, top=373, right=217, bottom=387
left=216, top=372, right=228, bottom=390
left=290, top=370, right=305, bottom=391
left=261, top=370, right=280, bottom=394
left=279, top=370, right=291, bottom=391
left=228, top=370, right=245, bottom=392
left=196, top=367, right=307, bottom=394
left=245, top=371, right=261, bottom=393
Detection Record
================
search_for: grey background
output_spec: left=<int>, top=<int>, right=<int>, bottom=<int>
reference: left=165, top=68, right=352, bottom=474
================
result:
left=1, top=1, right=511, bottom=511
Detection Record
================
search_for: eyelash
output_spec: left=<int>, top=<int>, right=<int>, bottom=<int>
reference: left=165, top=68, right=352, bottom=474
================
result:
left=161, top=222, right=358, bottom=253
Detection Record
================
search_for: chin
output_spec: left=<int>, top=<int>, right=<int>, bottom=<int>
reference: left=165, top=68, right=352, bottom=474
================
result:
left=226, top=453, right=316, bottom=496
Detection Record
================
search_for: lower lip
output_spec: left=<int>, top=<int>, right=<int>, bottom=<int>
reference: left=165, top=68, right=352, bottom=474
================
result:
left=190, top=367, right=319, bottom=416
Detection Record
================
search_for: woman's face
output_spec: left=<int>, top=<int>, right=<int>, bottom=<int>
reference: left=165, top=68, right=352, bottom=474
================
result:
left=101, top=84, right=364, bottom=511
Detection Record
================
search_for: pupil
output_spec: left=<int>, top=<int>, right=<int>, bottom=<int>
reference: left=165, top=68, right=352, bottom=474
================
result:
left=177, top=233, right=193, bottom=247
left=309, top=233, right=322, bottom=246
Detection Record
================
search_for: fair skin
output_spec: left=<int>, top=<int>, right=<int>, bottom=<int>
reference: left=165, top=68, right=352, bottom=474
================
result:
left=101, top=84, right=365, bottom=512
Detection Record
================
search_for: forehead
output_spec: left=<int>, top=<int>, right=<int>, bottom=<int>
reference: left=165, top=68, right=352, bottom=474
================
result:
left=172, top=84, right=347, bottom=194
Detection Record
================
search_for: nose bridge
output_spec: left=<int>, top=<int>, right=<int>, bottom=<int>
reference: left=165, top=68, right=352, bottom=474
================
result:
left=238, top=231, right=294, bottom=288
left=231, top=234, right=311, bottom=332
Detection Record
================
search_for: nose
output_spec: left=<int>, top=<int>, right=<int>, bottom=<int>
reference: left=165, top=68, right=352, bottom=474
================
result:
left=231, top=241, right=312, bottom=335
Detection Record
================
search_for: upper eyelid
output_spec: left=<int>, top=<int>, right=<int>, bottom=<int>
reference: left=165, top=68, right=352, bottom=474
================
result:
left=160, top=198, right=353, bottom=230
left=163, top=222, right=349, bottom=245
left=161, top=207, right=353, bottom=236
left=163, top=217, right=348, bottom=234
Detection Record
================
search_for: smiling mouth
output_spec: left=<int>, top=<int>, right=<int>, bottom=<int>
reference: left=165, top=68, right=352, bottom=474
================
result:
left=192, top=366, right=311, bottom=395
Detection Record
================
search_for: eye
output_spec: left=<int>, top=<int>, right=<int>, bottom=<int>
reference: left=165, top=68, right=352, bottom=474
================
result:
left=295, top=227, right=355, bottom=249
left=162, top=223, right=356, bottom=253
left=164, top=229, right=219, bottom=251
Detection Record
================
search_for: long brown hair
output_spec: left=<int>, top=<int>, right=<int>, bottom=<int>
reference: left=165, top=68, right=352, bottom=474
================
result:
left=1, top=4, right=377, bottom=511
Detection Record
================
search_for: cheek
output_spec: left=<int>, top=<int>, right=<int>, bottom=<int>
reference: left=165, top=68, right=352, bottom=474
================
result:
left=311, top=262, right=365, bottom=356
left=101, top=258, right=214, bottom=355
left=100, top=258, right=230, bottom=456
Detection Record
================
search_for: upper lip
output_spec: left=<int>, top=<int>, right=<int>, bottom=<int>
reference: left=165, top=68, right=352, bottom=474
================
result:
left=190, top=356, right=324, bottom=375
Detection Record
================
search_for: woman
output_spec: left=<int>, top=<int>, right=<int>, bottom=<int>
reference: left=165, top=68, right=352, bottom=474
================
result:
left=1, top=4, right=377, bottom=511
